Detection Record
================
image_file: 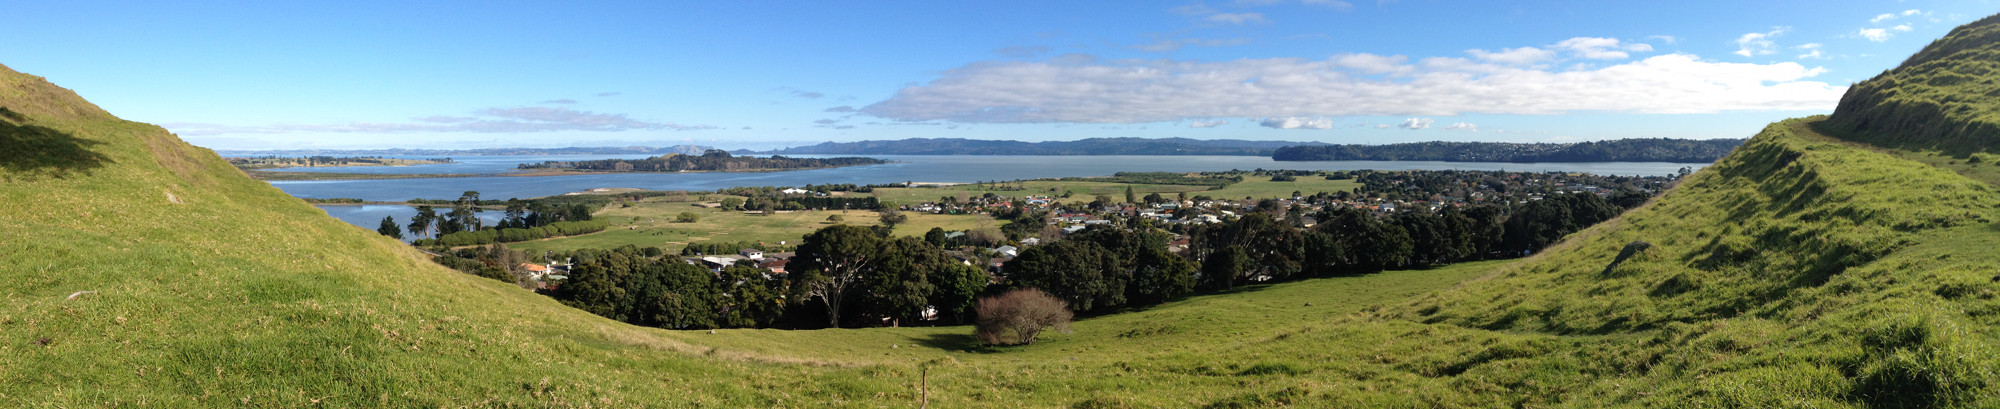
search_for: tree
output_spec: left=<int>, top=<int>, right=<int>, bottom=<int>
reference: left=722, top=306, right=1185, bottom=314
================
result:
left=407, top=205, right=438, bottom=239
left=878, top=208, right=907, bottom=228
left=924, top=227, right=949, bottom=247
left=974, top=288, right=1072, bottom=345
left=676, top=212, right=699, bottom=223
left=826, top=214, right=845, bottom=224
left=931, top=263, right=990, bottom=324
left=502, top=198, right=527, bottom=229
left=1005, top=240, right=1123, bottom=313
left=376, top=216, right=404, bottom=239
left=720, top=197, right=744, bottom=211
left=1124, top=186, right=1136, bottom=203
left=1127, top=246, right=1195, bottom=306
left=1202, top=245, right=1249, bottom=290
left=789, top=224, right=887, bottom=328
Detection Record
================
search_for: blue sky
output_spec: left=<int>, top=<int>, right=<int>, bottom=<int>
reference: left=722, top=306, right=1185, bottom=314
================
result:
left=4, top=1, right=1994, bottom=150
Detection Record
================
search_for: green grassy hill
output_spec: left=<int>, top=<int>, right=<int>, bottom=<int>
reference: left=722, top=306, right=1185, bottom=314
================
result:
left=1826, top=13, right=2000, bottom=155
left=8, top=14, right=2000, bottom=407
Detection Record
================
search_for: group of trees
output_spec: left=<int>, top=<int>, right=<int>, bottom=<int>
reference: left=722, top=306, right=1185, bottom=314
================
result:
left=520, top=150, right=886, bottom=172
left=1003, top=227, right=1198, bottom=313
left=788, top=225, right=991, bottom=328
left=415, top=220, right=610, bottom=247
left=996, top=191, right=1633, bottom=313
left=680, top=240, right=794, bottom=256
left=540, top=226, right=991, bottom=330
left=376, top=191, right=602, bottom=246
left=543, top=246, right=790, bottom=329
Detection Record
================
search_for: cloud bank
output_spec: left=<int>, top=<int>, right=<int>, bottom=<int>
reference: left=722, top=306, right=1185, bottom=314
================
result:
left=860, top=52, right=1842, bottom=124
left=164, top=107, right=713, bottom=136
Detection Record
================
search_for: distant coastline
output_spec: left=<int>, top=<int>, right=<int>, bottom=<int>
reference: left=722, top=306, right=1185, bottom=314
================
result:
left=1272, top=138, right=1744, bottom=163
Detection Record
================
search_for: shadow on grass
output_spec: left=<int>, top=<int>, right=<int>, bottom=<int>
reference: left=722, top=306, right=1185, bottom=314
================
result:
left=0, top=107, right=112, bottom=180
left=911, top=332, right=995, bottom=353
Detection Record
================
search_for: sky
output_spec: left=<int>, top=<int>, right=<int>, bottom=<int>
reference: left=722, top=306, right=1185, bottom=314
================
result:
left=4, top=1, right=1995, bottom=151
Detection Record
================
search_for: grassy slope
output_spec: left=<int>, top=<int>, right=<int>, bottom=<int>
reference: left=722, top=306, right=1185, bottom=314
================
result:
left=1825, top=13, right=2000, bottom=155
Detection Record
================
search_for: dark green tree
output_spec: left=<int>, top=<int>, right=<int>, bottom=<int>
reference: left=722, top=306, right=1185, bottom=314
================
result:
left=789, top=224, right=887, bottom=328
left=407, top=205, right=438, bottom=239
left=376, top=216, right=403, bottom=239
left=1005, top=240, right=1124, bottom=313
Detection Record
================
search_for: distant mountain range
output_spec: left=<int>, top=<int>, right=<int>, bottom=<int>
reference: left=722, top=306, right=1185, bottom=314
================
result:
left=216, top=145, right=716, bottom=157
left=1272, top=138, right=1744, bottom=163
left=736, top=137, right=1331, bottom=156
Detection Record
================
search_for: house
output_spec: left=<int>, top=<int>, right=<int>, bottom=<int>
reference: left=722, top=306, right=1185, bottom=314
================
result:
left=994, top=245, right=1019, bottom=258
left=781, top=187, right=809, bottom=195
left=694, top=256, right=742, bottom=271
left=739, top=248, right=765, bottom=260
left=520, top=263, right=551, bottom=279
left=1020, top=237, right=1040, bottom=246
left=1063, top=225, right=1088, bottom=234
left=758, top=258, right=789, bottom=275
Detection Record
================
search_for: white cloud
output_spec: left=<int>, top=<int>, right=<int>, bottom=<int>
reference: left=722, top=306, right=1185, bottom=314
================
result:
left=1905, top=9, right=1923, bottom=16
left=1190, top=119, right=1230, bottom=128
left=1333, top=53, right=1412, bottom=75
left=1206, top=12, right=1269, bottom=24
left=1859, top=28, right=1892, bottom=42
left=1398, top=118, right=1434, bottom=130
left=1375, top=124, right=1392, bottom=129
left=1795, top=43, right=1826, bottom=59
left=1554, top=37, right=1653, bottom=60
left=1894, top=24, right=1913, bottom=32
left=1734, top=27, right=1788, bottom=57
left=1260, top=117, right=1334, bottom=129
left=860, top=52, right=1844, bottom=123
left=1466, top=47, right=1556, bottom=65
left=1648, top=35, right=1679, bottom=44
left=1871, top=13, right=1898, bottom=23
left=1443, top=122, right=1477, bottom=131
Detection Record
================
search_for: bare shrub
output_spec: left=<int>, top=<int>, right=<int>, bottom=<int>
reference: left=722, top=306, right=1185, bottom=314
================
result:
left=974, top=288, right=1073, bottom=345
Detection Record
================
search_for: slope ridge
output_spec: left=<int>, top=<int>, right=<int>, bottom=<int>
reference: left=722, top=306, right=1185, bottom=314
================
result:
left=1825, top=14, right=2000, bottom=155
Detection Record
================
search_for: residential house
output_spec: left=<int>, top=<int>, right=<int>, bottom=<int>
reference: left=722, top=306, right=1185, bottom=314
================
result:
left=739, top=248, right=764, bottom=260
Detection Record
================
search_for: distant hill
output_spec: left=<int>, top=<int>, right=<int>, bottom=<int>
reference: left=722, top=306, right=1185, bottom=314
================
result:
left=217, top=144, right=715, bottom=156
left=741, top=137, right=1330, bottom=156
left=1824, top=13, right=2000, bottom=154
left=1271, top=138, right=1743, bottom=163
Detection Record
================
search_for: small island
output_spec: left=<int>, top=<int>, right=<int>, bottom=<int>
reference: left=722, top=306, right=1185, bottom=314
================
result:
left=517, top=149, right=887, bottom=172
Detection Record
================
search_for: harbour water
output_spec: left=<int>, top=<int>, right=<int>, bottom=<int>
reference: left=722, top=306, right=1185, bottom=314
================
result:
left=273, top=155, right=1710, bottom=202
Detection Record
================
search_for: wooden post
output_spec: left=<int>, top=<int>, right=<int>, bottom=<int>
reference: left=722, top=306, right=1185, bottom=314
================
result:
left=920, top=366, right=929, bottom=409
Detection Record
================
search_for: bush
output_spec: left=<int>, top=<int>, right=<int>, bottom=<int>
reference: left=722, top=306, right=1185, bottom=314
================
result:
left=676, top=212, right=699, bottom=223
left=974, top=288, right=1073, bottom=345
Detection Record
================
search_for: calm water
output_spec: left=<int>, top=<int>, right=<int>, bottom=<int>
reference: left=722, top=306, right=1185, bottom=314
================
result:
left=273, top=155, right=1710, bottom=202
left=319, top=204, right=505, bottom=242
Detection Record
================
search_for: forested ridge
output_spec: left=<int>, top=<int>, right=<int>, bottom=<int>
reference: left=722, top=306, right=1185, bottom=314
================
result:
left=1271, top=138, right=1742, bottom=162
left=519, top=149, right=885, bottom=172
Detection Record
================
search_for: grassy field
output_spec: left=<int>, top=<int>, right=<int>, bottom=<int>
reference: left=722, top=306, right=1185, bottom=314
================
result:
left=505, top=200, right=995, bottom=253
left=512, top=176, right=1361, bottom=254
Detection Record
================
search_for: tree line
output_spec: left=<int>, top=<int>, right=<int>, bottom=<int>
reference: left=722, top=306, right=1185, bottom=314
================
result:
left=518, top=149, right=886, bottom=172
